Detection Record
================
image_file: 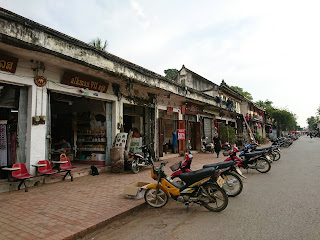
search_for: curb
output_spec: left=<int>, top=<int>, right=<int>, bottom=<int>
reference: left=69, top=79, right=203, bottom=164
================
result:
left=65, top=202, right=147, bottom=240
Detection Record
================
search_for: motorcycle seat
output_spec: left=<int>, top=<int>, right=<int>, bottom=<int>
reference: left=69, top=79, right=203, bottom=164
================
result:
left=179, top=167, right=218, bottom=185
left=254, top=146, right=272, bottom=151
left=243, top=151, right=266, bottom=158
left=203, top=161, right=234, bottom=169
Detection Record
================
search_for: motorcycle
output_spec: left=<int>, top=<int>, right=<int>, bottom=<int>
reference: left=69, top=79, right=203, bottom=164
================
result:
left=249, top=143, right=281, bottom=162
left=229, top=147, right=271, bottom=173
left=170, top=151, right=193, bottom=179
left=171, top=146, right=245, bottom=197
left=221, top=141, right=231, bottom=151
left=201, top=137, right=214, bottom=153
left=127, top=143, right=153, bottom=174
left=203, top=146, right=246, bottom=197
left=144, top=160, right=229, bottom=212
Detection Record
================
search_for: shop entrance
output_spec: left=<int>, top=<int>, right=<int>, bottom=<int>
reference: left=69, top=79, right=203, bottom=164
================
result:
left=49, top=92, right=112, bottom=165
left=123, top=104, right=155, bottom=154
left=0, top=83, right=28, bottom=179
left=158, top=110, right=178, bottom=157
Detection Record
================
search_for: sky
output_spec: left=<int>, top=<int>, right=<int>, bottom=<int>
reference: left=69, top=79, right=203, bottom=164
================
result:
left=1, top=0, right=320, bottom=127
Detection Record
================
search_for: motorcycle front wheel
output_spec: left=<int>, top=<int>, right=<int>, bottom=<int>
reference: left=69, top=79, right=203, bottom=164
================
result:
left=144, top=188, right=168, bottom=208
left=131, top=158, right=140, bottom=174
left=273, top=150, right=281, bottom=161
left=255, top=158, right=271, bottom=173
left=200, top=183, right=228, bottom=212
left=221, top=172, right=243, bottom=197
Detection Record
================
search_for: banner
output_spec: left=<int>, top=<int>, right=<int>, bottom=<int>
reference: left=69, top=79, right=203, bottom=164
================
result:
left=177, top=129, right=185, bottom=140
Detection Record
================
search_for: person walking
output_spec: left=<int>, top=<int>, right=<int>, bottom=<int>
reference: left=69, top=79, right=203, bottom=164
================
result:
left=213, top=133, right=222, bottom=158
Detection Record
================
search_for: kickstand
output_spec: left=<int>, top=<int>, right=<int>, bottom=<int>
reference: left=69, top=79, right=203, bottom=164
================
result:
left=185, top=203, right=190, bottom=212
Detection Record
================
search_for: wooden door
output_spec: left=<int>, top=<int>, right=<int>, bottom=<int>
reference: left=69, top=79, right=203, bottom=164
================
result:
left=158, top=118, right=164, bottom=157
left=195, top=122, right=201, bottom=151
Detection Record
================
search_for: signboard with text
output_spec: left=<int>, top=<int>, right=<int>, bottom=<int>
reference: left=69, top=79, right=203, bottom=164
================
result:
left=0, top=54, right=18, bottom=73
left=177, top=129, right=185, bottom=140
left=62, top=72, right=109, bottom=93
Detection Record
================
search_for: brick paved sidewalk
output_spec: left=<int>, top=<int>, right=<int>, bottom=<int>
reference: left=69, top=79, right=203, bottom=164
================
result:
left=0, top=146, right=266, bottom=240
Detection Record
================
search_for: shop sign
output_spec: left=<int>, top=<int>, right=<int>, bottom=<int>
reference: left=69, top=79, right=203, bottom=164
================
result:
left=0, top=54, right=18, bottom=73
left=34, top=76, right=47, bottom=87
left=177, top=129, right=185, bottom=140
left=181, top=104, right=186, bottom=115
left=186, top=103, right=199, bottom=115
left=167, top=107, right=173, bottom=115
left=61, top=72, right=109, bottom=93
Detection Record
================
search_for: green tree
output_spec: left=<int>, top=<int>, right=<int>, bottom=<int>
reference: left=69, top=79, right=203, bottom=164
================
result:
left=219, top=124, right=236, bottom=144
left=256, top=100, right=298, bottom=132
left=256, top=100, right=273, bottom=110
left=229, top=86, right=253, bottom=100
left=306, top=116, right=317, bottom=130
left=164, top=69, right=179, bottom=80
left=89, top=38, right=108, bottom=51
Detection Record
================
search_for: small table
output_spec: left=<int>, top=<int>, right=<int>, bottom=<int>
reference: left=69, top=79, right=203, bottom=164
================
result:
left=52, top=161, right=68, bottom=172
left=2, top=167, right=21, bottom=181
left=31, top=164, right=47, bottom=176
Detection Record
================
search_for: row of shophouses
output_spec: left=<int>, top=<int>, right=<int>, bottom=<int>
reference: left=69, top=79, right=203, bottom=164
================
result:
left=0, top=8, right=274, bottom=175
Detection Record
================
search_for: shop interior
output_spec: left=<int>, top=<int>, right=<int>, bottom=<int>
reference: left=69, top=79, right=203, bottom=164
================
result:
left=50, top=92, right=108, bottom=163
left=0, top=83, right=20, bottom=179
left=123, top=104, right=154, bottom=153
left=158, top=110, right=178, bottom=154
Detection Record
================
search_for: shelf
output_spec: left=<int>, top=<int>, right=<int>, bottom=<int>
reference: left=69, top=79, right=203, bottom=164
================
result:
left=77, top=149, right=105, bottom=152
left=77, top=134, right=105, bottom=136
left=77, top=141, right=106, bottom=143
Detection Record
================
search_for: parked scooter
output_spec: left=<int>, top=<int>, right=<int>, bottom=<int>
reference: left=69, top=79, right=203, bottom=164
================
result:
left=249, top=143, right=281, bottom=162
left=201, top=137, right=214, bottom=153
left=144, top=161, right=229, bottom=212
left=231, top=148, right=271, bottom=173
left=170, top=146, right=245, bottom=197
left=221, top=141, right=231, bottom=151
left=127, top=143, right=153, bottom=174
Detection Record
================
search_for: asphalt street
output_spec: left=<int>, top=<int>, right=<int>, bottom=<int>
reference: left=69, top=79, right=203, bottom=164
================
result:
left=81, top=136, right=320, bottom=240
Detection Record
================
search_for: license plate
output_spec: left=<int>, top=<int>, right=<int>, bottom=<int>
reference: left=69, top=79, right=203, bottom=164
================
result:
left=266, top=155, right=271, bottom=160
left=217, top=176, right=224, bottom=187
left=236, top=167, right=243, bottom=175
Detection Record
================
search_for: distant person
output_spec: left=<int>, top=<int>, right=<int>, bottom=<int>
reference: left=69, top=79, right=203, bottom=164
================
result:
left=213, top=133, right=222, bottom=158
left=172, top=131, right=178, bottom=153
left=54, top=137, right=71, bottom=152
left=132, top=128, right=141, bottom=138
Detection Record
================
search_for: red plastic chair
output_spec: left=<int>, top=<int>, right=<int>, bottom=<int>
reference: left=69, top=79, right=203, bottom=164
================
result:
left=59, top=154, right=76, bottom=181
left=38, top=160, right=58, bottom=175
left=11, top=163, right=34, bottom=192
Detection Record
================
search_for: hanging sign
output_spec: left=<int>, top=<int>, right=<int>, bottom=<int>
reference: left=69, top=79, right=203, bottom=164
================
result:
left=181, top=104, right=186, bottom=115
left=177, top=129, right=185, bottom=140
left=0, top=53, right=18, bottom=73
left=167, top=107, right=173, bottom=115
left=34, top=76, right=47, bottom=87
left=61, top=72, right=109, bottom=93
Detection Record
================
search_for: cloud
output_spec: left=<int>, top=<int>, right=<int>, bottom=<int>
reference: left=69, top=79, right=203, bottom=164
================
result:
left=1, top=0, right=320, bottom=127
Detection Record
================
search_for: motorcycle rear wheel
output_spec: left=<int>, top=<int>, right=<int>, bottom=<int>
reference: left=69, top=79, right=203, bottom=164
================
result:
left=255, top=158, right=271, bottom=173
left=200, top=183, right=228, bottom=212
left=221, top=172, right=243, bottom=197
left=131, top=159, right=140, bottom=174
left=144, top=188, right=168, bottom=208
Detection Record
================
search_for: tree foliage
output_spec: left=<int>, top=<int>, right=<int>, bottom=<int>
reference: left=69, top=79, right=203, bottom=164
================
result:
left=306, top=116, right=317, bottom=130
left=89, top=38, right=108, bottom=51
left=256, top=100, right=298, bottom=131
left=219, top=124, right=236, bottom=144
left=229, top=86, right=253, bottom=100
left=164, top=69, right=179, bottom=80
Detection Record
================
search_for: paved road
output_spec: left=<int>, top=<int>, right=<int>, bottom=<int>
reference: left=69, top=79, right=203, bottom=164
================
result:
left=81, top=136, right=320, bottom=240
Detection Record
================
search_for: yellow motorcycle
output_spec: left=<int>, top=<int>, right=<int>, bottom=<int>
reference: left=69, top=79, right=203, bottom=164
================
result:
left=144, top=161, right=228, bottom=212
